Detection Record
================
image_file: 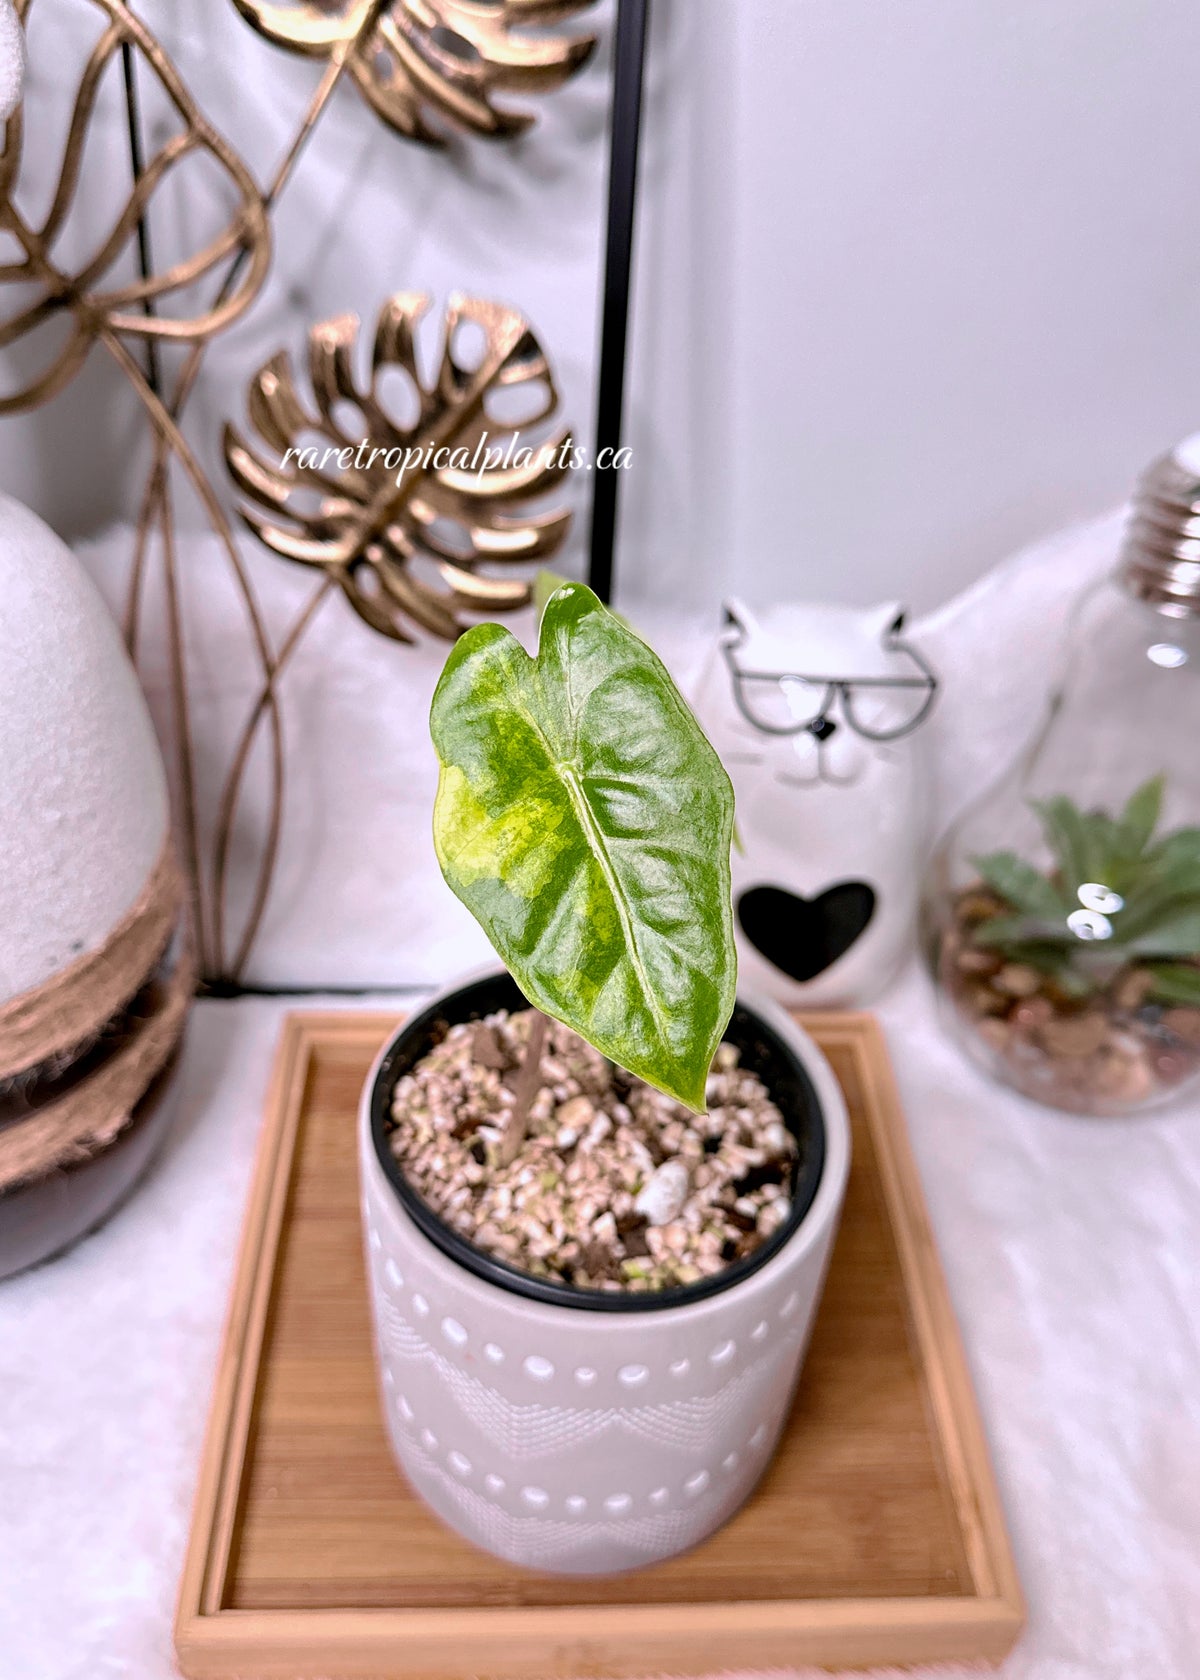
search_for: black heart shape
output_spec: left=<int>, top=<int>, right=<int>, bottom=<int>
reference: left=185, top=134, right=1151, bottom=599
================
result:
left=737, top=882, right=876, bottom=983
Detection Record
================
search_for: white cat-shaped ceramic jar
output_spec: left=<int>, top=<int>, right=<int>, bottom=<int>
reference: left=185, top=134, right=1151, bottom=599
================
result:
left=691, top=599, right=937, bottom=1007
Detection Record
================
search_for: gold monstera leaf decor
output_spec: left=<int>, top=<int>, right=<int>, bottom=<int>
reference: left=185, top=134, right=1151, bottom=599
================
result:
left=223, top=291, right=574, bottom=642
left=232, top=0, right=597, bottom=144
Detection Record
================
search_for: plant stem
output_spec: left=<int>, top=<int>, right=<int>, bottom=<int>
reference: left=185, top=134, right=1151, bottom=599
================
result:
left=499, top=1009, right=549, bottom=1167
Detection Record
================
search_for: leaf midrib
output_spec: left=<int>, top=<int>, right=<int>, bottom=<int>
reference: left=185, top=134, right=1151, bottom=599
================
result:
left=557, top=758, right=673, bottom=1060
left=510, top=683, right=673, bottom=1063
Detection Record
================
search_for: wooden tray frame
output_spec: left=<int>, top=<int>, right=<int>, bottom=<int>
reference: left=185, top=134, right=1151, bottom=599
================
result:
left=176, top=1011, right=1024, bottom=1678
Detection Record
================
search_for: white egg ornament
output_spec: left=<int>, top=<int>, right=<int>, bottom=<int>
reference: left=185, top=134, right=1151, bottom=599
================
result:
left=0, top=493, right=192, bottom=1278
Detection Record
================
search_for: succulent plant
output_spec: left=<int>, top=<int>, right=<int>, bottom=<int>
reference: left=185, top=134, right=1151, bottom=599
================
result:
left=969, top=775, right=1200, bottom=1007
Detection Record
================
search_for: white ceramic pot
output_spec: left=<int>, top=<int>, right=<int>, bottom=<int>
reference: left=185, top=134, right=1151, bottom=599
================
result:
left=689, top=598, right=935, bottom=1009
left=359, top=971, right=850, bottom=1577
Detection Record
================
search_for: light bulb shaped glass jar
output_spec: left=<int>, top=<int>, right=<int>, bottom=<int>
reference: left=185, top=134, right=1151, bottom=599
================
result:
left=925, top=441, right=1200, bottom=1116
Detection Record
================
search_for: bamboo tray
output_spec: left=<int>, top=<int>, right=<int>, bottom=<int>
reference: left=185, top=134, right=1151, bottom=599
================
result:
left=176, top=1011, right=1023, bottom=1678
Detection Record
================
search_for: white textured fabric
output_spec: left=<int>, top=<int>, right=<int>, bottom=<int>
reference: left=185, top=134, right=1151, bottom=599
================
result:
left=0, top=978, right=1196, bottom=1679
left=1, top=513, right=1197, bottom=1676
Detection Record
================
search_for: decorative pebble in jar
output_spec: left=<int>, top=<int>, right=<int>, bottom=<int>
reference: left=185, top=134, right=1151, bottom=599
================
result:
left=924, top=438, right=1200, bottom=1116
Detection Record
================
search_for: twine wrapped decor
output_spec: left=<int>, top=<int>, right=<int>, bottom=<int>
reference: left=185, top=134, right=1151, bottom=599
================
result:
left=0, top=840, right=192, bottom=1194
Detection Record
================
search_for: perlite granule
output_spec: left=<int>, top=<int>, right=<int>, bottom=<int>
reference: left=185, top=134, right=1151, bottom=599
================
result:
left=387, top=1008, right=798, bottom=1293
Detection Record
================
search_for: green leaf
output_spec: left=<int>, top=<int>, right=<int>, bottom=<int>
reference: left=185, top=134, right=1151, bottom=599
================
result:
left=1031, top=795, right=1093, bottom=893
left=1118, top=774, right=1165, bottom=859
left=1146, top=963, right=1200, bottom=1006
left=431, top=582, right=737, bottom=1112
left=533, top=568, right=571, bottom=623
left=1125, top=903, right=1200, bottom=958
left=1084, top=811, right=1125, bottom=881
left=536, top=576, right=745, bottom=869
left=972, top=851, right=1066, bottom=920
left=972, top=914, right=1072, bottom=949
left=1139, top=858, right=1200, bottom=903
left=1114, top=869, right=1200, bottom=939
left=534, top=568, right=633, bottom=632
left=1151, top=828, right=1200, bottom=875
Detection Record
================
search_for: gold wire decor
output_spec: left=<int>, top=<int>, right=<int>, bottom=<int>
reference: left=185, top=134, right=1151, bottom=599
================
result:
left=0, top=0, right=270, bottom=407
left=0, top=0, right=591, bottom=987
left=223, top=292, right=571, bottom=642
left=231, top=0, right=598, bottom=144
left=0, top=0, right=276, bottom=985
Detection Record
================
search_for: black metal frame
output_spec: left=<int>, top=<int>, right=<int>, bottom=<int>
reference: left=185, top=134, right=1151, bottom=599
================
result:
left=586, top=0, right=651, bottom=606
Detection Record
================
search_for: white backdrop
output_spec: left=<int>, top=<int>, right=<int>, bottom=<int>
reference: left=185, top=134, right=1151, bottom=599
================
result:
left=4, top=0, right=1200, bottom=614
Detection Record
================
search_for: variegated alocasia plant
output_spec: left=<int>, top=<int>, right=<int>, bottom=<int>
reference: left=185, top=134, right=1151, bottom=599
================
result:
left=430, top=582, right=737, bottom=1117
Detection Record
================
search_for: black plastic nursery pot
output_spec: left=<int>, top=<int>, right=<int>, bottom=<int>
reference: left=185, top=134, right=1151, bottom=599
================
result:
left=369, top=970, right=827, bottom=1313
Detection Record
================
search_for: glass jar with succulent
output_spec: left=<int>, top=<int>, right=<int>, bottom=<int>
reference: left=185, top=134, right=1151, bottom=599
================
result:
left=357, top=581, right=850, bottom=1576
left=926, top=440, right=1200, bottom=1116
left=932, top=777, right=1200, bottom=1113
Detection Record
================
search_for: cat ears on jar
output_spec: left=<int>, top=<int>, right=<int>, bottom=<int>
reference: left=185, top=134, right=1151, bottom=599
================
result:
left=874, top=603, right=908, bottom=640
left=719, top=598, right=911, bottom=646
left=720, top=597, right=758, bottom=646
